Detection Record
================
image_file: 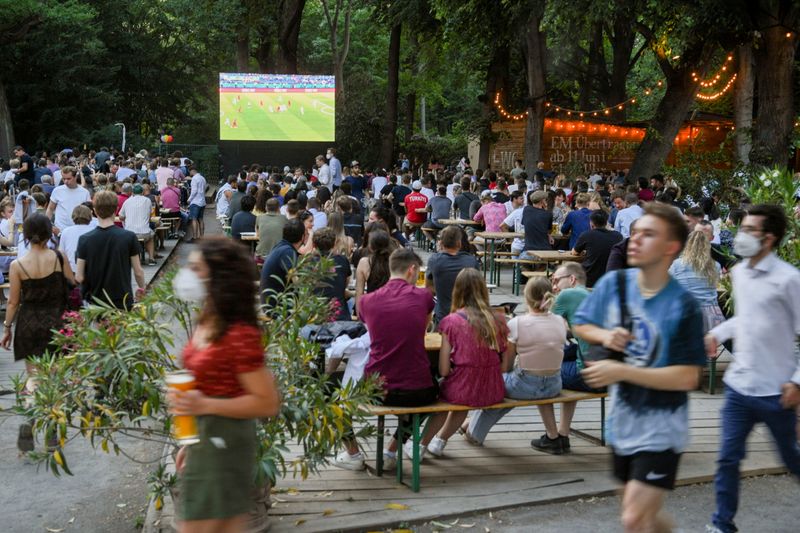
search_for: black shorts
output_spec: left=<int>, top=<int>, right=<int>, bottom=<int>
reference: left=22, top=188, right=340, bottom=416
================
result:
left=612, top=450, right=681, bottom=490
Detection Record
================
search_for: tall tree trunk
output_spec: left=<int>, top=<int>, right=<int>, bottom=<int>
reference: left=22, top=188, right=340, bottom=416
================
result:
left=733, top=42, right=755, bottom=165
left=580, top=24, right=604, bottom=110
left=606, top=19, right=636, bottom=107
left=751, top=21, right=797, bottom=167
left=378, top=23, right=402, bottom=169
left=404, top=92, right=416, bottom=142
left=628, top=67, right=704, bottom=179
left=0, top=79, right=14, bottom=158
left=523, top=7, right=547, bottom=176
left=276, top=0, right=305, bottom=74
left=236, top=27, right=250, bottom=72
left=478, top=44, right=509, bottom=170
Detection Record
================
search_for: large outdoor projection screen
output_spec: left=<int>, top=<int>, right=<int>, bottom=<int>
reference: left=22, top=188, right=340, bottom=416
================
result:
left=219, top=73, right=335, bottom=142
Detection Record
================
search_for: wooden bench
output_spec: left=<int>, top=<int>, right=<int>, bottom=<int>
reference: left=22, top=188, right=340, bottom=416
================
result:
left=420, top=227, right=439, bottom=252
left=492, top=257, right=546, bottom=294
left=364, top=389, right=608, bottom=492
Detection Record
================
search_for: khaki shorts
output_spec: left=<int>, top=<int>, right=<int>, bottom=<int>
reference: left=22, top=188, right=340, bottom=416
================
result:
left=136, top=231, right=154, bottom=242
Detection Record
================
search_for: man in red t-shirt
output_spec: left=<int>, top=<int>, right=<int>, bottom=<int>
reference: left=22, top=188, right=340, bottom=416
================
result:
left=402, top=180, right=429, bottom=238
left=333, top=248, right=437, bottom=472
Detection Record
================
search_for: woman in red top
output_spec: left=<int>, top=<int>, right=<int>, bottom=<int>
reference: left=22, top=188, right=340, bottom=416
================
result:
left=168, top=237, right=279, bottom=533
left=411, top=268, right=509, bottom=459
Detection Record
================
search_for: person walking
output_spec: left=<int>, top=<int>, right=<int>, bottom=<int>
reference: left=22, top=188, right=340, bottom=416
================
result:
left=168, top=237, right=280, bottom=533
left=704, top=204, right=800, bottom=533
left=668, top=230, right=724, bottom=333
left=187, top=166, right=207, bottom=242
left=2, top=214, right=73, bottom=451
left=574, top=203, right=707, bottom=533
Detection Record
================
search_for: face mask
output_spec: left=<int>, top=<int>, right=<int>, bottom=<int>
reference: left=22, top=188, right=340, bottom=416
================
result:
left=733, top=231, right=763, bottom=258
left=326, top=153, right=332, bottom=160
left=173, top=268, right=207, bottom=303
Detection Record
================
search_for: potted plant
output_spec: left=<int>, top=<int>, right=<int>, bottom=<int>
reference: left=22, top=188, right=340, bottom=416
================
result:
left=2, top=256, right=381, bottom=531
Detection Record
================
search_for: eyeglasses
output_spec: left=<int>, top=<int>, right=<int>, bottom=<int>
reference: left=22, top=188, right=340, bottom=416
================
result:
left=739, top=225, right=764, bottom=235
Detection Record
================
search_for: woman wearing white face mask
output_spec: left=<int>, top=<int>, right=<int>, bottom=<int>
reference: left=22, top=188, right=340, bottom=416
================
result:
left=168, top=237, right=280, bottom=533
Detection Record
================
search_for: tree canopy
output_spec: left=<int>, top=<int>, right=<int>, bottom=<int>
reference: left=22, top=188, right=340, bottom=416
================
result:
left=2, top=0, right=799, bottom=172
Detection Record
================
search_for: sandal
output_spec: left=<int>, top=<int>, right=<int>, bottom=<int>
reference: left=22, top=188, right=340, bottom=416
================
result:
left=146, top=259, right=157, bottom=266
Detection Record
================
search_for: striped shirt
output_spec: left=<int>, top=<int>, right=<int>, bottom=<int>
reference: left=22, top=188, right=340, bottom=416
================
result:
left=119, top=195, right=152, bottom=235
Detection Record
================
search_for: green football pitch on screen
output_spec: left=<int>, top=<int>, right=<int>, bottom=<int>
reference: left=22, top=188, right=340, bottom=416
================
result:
left=219, top=73, right=335, bottom=142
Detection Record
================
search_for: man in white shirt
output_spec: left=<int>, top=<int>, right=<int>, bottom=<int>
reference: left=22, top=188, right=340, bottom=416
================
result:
left=155, top=159, right=174, bottom=191
left=46, top=166, right=91, bottom=233
left=116, top=161, right=137, bottom=181
left=327, top=148, right=342, bottom=190
left=307, top=197, right=328, bottom=230
left=316, top=155, right=332, bottom=192
left=119, top=184, right=157, bottom=265
left=612, top=192, right=644, bottom=238
left=187, top=166, right=207, bottom=241
left=215, top=176, right=236, bottom=218
left=500, top=191, right=526, bottom=255
left=370, top=171, right=388, bottom=203
left=57, top=204, right=94, bottom=271
left=420, top=176, right=435, bottom=201
left=704, top=204, right=800, bottom=533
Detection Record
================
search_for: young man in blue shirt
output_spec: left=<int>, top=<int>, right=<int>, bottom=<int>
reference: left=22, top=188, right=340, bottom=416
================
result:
left=574, top=202, right=706, bottom=533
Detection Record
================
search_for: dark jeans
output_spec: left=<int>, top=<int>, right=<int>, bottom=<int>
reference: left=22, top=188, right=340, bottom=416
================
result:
left=712, top=386, right=800, bottom=532
left=560, top=360, right=603, bottom=393
left=383, top=383, right=439, bottom=443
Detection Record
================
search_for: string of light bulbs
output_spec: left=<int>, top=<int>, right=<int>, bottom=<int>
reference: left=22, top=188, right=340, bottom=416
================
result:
left=494, top=53, right=738, bottom=121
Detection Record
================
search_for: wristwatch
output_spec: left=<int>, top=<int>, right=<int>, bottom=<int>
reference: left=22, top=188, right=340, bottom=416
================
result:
left=3, top=322, right=11, bottom=328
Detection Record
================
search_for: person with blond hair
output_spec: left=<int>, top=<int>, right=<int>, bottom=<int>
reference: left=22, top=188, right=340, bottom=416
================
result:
left=413, top=268, right=509, bottom=458
left=460, top=276, right=567, bottom=450
left=669, top=230, right=724, bottom=332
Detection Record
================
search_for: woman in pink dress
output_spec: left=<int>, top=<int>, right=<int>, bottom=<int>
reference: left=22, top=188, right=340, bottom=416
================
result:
left=408, top=268, right=510, bottom=459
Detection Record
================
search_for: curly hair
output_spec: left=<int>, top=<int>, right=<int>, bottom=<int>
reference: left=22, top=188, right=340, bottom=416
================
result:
left=197, top=236, right=259, bottom=341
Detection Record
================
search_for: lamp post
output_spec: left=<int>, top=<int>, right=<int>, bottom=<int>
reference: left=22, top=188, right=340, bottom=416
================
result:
left=114, top=122, right=126, bottom=152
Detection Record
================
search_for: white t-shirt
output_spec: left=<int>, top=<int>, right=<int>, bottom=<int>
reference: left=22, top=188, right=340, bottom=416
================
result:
left=503, top=207, right=525, bottom=252
left=116, top=167, right=137, bottom=181
left=216, top=183, right=232, bottom=217
left=309, top=208, right=328, bottom=231
left=58, top=223, right=94, bottom=271
left=371, top=176, right=388, bottom=198
left=53, top=169, right=62, bottom=186
left=421, top=187, right=434, bottom=201
left=14, top=191, right=34, bottom=225
left=50, top=185, right=91, bottom=230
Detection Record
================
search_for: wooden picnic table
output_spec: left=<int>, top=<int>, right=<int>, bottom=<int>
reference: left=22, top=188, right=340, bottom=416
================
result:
left=424, top=332, right=441, bottom=352
left=114, top=216, right=162, bottom=224
left=0, top=249, right=17, bottom=257
left=240, top=233, right=259, bottom=241
left=438, top=218, right=483, bottom=227
left=527, top=250, right=582, bottom=262
left=475, top=231, right=524, bottom=284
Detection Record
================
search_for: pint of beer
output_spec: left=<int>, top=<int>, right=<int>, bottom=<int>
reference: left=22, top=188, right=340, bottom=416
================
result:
left=416, top=267, right=426, bottom=287
left=165, top=371, right=201, bottom=445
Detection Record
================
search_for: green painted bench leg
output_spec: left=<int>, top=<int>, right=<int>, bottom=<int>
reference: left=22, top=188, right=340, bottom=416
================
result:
left=708, top=358, right=717, bottom=395
left=396, top=416, right=404, bottom=484
left=600, top=396, right=606, bottom=446
left=412, top=413, right=421, bottom=493
left=376, top=415, right=385, bottom=476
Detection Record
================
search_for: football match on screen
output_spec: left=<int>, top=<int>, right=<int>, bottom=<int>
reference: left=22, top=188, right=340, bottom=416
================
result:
left=219, top=73, right=335, bottom=142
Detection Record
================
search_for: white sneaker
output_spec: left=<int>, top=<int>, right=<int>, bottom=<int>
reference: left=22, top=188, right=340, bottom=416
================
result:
left=402, top=439, right=427, bottom=461
left=426, top=436, right=447, bottom=457
left=332, top=450, right=365, bottom=471
left=382, top=451, right=397, bottom=470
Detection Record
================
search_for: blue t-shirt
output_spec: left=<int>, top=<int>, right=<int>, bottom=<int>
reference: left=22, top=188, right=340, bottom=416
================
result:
left=574, top=268, right=705, bottom=455
left=561, top=207, right=592, bottom=249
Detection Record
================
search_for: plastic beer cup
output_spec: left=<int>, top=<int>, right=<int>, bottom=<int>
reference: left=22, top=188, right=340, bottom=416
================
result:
left=165, top=371, right=201, bottom=445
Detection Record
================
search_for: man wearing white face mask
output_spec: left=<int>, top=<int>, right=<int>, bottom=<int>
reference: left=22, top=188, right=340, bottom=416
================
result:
left=705, top=204, right=800, bottom=533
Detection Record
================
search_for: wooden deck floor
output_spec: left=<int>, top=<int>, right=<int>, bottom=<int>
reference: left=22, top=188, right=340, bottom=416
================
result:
left=269, top=394, right=787, bottom=533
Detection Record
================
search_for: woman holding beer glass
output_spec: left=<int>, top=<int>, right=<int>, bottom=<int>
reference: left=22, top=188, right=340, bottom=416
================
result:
left=168, top=237, right=280, bottom=533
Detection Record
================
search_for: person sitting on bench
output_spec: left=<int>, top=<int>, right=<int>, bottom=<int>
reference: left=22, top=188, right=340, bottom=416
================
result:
left=333, top=248, right=437, bottom=471
left=463, top=276, right=568, bottom=453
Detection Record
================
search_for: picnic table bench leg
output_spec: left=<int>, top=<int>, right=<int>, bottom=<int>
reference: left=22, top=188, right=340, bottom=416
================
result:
left=376, top=415, right=385, bottom=476
left=396, top=417, right=404, bottom=484
left=411, top=413, right=421, bottom=493
left=513, top=262, right=520, bottom=296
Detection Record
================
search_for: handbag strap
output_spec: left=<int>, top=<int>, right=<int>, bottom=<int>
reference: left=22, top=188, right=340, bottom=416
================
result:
left=617, top=268, right=629, bottom=331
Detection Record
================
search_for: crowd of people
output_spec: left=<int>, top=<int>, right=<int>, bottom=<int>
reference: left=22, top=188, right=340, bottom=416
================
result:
left=5, top=142, right=799, bottom=533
